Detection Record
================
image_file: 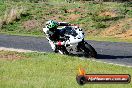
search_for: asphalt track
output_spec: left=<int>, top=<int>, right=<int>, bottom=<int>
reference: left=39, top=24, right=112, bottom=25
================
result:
left=0, top=34, right=132, bottom=66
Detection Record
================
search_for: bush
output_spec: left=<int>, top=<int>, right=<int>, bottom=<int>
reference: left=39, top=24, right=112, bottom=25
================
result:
left=92, top=22, right=109, bottom=29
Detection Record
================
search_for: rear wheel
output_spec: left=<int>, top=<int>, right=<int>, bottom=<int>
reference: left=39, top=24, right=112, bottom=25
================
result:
left=79, top=41, right=97, bottom=58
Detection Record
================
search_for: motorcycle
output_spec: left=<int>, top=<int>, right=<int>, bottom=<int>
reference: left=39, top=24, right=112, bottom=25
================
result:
left=45, top=26, right=97, bottom=58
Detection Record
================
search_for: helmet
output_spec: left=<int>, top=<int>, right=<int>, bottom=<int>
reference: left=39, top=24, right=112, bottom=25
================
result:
left=46, top=20, right=59, bottom=29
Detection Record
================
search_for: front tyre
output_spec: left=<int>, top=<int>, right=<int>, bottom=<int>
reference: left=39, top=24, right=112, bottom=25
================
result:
left=79, top=41, right=97, bottom=58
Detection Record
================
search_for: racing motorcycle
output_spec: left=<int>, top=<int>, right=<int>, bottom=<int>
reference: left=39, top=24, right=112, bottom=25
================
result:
left=47, top=26, right=97, bottom=58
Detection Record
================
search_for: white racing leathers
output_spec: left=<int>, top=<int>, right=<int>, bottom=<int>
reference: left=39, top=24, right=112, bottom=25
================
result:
left=43, top=22, right=71, bottom=51
left=43, top=28, right=56, bottom=51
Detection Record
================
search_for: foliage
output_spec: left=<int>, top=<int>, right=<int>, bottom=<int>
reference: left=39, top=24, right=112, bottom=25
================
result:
left=0, top=1, right=131, bottom=37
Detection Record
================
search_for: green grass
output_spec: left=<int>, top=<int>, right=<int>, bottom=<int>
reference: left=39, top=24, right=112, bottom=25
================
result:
left=86, top=36, right=132, bottom=43
left=0, top=51, right=132, bottom=88
left=0, top=1, right=131, bottom=34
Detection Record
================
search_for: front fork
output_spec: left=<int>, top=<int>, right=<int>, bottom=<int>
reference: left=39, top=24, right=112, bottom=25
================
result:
left=56, top=45, right=69, bottom=55
left=77, top=39, right=85, bottom=51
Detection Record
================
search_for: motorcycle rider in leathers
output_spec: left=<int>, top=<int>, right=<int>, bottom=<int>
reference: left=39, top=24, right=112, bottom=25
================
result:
left=43, top=20, right=78, bottom=53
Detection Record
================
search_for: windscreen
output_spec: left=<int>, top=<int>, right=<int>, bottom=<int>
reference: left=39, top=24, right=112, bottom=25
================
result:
left=62, top=26, right=78, bottom=37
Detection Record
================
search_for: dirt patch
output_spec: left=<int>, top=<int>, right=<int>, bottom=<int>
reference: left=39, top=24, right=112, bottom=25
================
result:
left=67, top=7, right=85, bottom=13
left=48, top=7, right=85, bottom=22
left=67, top=14, right=81, bottom=21
left=102, top=22, right=124, bottom=36
left=86, top=29, right=100, bottom=36
left=99, top=11, right=117, bottom=17
left=50, top=14, right=81, bottom=22
left=101, top=18, right=132, bottom=38
left=0, top=50, right=26, bottom=60
left=50, top=15, right=66, bottom=22
left=67, top=8, right=79, bottom=13
left=23, top=20, right=38, bottom=30
left=115, top=30, right=132, bottom=39
left=0, top=47, right=34, bottom=52
left=67, top=9, right=76, bottom=13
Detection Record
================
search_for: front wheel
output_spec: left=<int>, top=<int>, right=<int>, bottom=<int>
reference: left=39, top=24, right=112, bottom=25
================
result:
left=79, top=41, right=97, bottom=58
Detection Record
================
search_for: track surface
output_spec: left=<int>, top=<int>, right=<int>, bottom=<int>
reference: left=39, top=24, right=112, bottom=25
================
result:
left=0, top=34, right=132, bottom=66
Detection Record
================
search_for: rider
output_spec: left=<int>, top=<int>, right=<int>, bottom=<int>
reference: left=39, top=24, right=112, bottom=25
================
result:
left=43, top=20, right=77, bottom=52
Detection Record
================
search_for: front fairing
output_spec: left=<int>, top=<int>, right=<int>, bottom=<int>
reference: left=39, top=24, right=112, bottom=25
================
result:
left=62, top=26, right=84, bottom=44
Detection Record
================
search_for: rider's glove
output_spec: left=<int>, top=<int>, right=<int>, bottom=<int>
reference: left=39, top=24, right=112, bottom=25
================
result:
left=70, top=24, right=79, bottom=28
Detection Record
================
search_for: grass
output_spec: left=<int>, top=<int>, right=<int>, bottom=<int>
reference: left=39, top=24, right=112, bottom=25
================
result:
left=0, top=1, right=131, bottom=35
left=0, top=50, right=132, bottom=88
left=86, top=36, right=132, bottom=43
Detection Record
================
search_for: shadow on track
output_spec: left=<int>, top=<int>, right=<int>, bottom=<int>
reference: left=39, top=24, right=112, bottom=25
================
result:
left=68, top=54, right=132, bottom=59
left=96, top=54, right=132, bottom=59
